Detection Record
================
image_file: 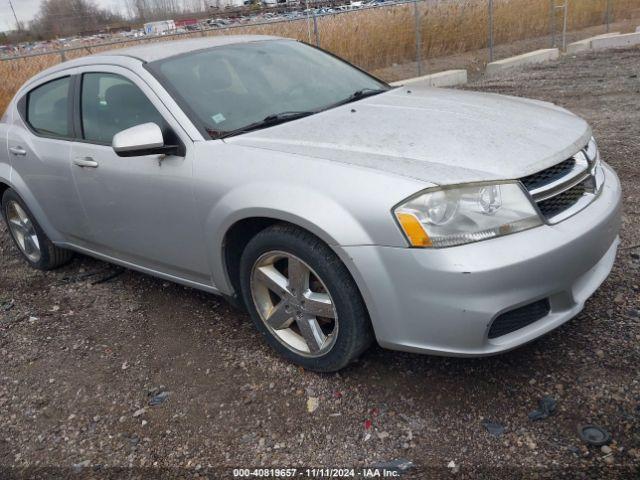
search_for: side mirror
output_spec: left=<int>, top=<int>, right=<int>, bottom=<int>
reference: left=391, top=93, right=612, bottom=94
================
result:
left=112, top=122, right=181, bottom=157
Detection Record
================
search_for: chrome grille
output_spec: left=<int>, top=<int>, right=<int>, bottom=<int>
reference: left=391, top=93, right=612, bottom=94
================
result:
left=520, top=146, right=602, bottom=224
left=521, top=158, right=576, bottom=191
left=537, top=178, right=590, bottom=218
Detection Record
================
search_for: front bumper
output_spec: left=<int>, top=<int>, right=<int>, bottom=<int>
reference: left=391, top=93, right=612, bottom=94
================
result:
left=342, top=164, right=622, bottom=356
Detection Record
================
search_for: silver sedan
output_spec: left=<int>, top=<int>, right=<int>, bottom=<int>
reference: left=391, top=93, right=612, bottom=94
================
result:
left=0, top=36, right=621, bottom=371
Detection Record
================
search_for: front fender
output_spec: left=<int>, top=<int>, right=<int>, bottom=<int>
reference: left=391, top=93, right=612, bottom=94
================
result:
left=205, top=182, right=374, bottom=294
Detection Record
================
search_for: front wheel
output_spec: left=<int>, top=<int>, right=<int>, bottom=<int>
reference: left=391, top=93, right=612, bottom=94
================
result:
left=239, top=224, right=373, bottom=372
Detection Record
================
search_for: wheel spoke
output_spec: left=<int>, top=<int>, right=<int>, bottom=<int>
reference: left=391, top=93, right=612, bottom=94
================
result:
left=30, top=234, right=40, bottom=251
left=13, top=203, right=29, bottom=223
left=8, top=218, right=26, bottom=235
left=296, top=315, right=327, bottom=353
left=23, top=234, right=35, bottom=255
left=304, top=292, right=335, bottom=319
left=265, top=300, right=294, bottom=330
left=254, top=265, right=290, bottom=299
left=287, top=256, right=309, bottom=298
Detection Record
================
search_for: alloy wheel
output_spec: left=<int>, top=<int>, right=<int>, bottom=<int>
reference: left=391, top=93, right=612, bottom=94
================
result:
left=6, top=200, right=41, bottom=263
left=250, top=251, right=338, bottom=357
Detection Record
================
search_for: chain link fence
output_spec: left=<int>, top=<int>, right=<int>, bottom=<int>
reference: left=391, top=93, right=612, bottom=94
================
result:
left=2, top=0, right=640, bottom=112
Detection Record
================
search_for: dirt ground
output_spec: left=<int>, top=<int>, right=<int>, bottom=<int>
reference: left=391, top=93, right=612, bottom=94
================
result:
left=1, top=48, right=639, bottom=479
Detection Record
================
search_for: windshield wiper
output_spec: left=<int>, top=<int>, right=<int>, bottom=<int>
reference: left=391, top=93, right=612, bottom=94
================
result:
left=214, top=111, right=315, bottom=139
left=334, top=88, right=389, bottom=107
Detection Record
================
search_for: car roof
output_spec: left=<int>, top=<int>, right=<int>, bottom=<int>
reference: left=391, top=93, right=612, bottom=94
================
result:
left=96, top=34, right=283, bottom=62
left=23, top=35, right=284, bottom=89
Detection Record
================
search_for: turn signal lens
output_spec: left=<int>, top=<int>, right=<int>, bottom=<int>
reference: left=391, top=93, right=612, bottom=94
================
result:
left=396, top=212, right=433, bottom=247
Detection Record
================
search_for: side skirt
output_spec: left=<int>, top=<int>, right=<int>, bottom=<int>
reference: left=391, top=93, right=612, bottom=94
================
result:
left=55, top=241, right=220, bottom=295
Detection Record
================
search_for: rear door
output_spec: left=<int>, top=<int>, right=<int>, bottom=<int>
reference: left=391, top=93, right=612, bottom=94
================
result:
left=8, top=72, right=89, bottom=241
left=69, top=66, right=208, bottom=283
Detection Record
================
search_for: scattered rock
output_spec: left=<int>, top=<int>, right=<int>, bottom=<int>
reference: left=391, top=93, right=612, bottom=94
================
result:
left=601, top=445, right=612, bottom=455
left=306, top=397, right=319, bottom=414
left=528, top=396, right=557, bottom=421
left=481, top=419, right=505, bottom=437
left=133, top=408, right=146, bottom=418
left=148, top=390, right=169, bottom=407
left=72, top=460, right=90, bottom=472
left=578, top=424, right=612, bottom=446
left=447, top=460, right=459, bottom=474
left=371, top=459, right=414, bottom=473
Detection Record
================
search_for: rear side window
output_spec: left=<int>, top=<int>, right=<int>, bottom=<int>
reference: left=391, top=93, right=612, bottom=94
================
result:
left=26, top=77, right=71, bottom=137
left=81, top=73, right=166, bottom=144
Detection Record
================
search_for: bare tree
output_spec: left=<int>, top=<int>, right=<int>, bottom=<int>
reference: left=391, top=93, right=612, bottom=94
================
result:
left=30, top=0, right=123, bottom=39
left=125, top=0, right=208, bottom=21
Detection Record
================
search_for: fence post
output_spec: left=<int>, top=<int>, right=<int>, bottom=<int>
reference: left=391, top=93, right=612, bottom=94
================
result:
left=606, top=0, right=611, bottom=33
left=59, top=49, right=66, bottom=62
left=305, top=0, right=312, bottom=44
left=488, top=0, right=494, bottom=63
left=313, top=13, right=320, bottom=47
left=549, top=0, right=556, bottom=47
left=561, top=0, right=568, bottom=51
left=414, top=0, right=423, bottom=76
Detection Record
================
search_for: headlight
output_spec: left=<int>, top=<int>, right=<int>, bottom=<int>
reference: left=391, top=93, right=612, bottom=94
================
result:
left=394, top=182, right=543, bottom=248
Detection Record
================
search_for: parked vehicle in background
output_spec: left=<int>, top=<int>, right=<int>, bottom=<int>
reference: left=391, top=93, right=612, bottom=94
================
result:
left=143, top=20, right=177, bottom=36
left=0, top=36, right=621, bottom=371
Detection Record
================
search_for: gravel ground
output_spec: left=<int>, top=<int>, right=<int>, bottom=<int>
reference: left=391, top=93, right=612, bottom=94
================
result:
left=1, top=48, right=639, bottom=479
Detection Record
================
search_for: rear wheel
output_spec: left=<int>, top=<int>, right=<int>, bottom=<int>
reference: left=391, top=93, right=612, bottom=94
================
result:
left=239, top=224, right=373, bottom=372
left=1, top=189, right=73, bottom=270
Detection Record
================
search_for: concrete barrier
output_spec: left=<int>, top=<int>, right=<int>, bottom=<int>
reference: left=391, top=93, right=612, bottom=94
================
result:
left=591, top=32, right=640, bottom=50
left=567, top=32, right=620, bottom=54
left=485, top=49, right=559, bottom=76
left=390, top=69, right=468, bottom=88
left=636, top=26, right=640, bottom=32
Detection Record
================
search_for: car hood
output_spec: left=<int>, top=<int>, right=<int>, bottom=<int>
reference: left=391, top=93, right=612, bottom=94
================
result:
left=227, top=87, right=592, bottom=185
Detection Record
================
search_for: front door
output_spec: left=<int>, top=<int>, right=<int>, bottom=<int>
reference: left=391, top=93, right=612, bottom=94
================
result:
left=69, top=68, right=209, bottom=284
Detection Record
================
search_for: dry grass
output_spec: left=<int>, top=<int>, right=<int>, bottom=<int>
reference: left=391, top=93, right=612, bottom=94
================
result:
left=2, top=0, right=640, bottom=113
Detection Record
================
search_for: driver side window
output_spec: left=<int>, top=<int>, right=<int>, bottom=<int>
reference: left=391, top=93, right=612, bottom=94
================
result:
left=80, top=73, right=166, bottom=144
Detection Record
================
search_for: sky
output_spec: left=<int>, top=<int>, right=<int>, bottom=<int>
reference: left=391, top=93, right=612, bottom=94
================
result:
left=1, top=0, right=123, bottom=32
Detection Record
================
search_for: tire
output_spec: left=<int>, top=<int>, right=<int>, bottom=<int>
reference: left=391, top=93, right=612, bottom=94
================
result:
left=239, top=223, right=373, bottom=372
left=1, top=189, right=73, bottom=270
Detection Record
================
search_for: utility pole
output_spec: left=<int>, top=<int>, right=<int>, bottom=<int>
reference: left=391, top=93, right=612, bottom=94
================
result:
left=8, top=0, right=21, bottom=31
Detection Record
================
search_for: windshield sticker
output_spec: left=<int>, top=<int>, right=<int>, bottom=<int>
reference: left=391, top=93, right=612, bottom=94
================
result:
left=211, top=113, right=226, bottom=124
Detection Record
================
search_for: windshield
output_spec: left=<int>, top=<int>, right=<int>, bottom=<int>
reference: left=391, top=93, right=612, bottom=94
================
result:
left=147, top=40, right=388, bottom=138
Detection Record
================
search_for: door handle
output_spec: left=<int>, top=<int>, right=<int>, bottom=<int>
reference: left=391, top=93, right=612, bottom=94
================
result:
left=73, top=157, right=99, bottom=168
left=9, top=146, right=27, bottom=156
